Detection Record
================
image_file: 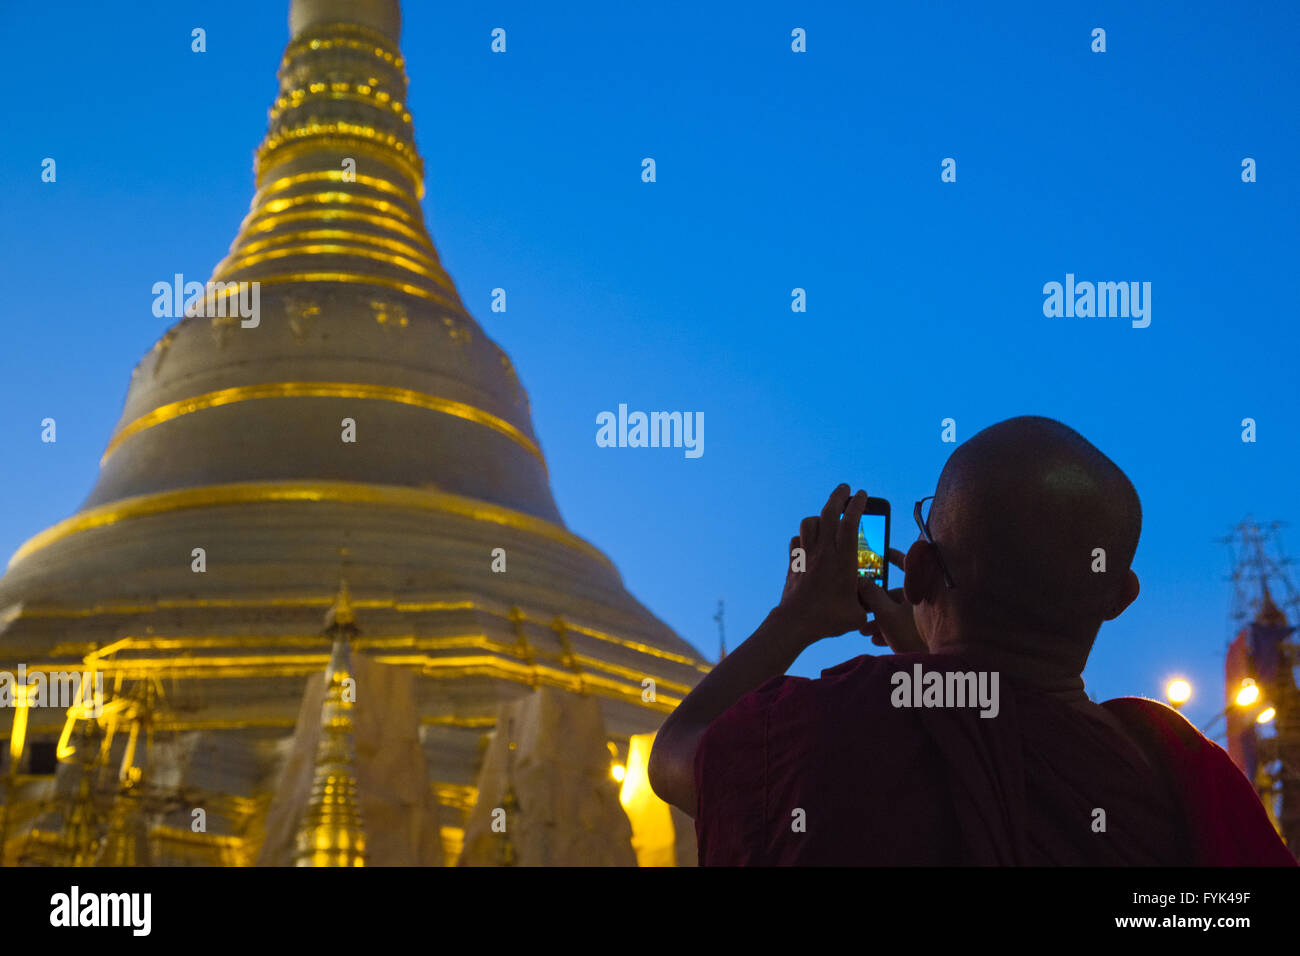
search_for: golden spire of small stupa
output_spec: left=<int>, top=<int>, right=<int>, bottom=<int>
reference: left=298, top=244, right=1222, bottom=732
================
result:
left=294, top=577, right=367, bottom=866
left=325, top=575, right=357, bottom=633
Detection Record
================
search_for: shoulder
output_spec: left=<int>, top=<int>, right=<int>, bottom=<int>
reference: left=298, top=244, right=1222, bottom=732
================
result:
left=1102, top=695, right=1297, bottom=866
left=1099, top=696, right=1206, bottom=753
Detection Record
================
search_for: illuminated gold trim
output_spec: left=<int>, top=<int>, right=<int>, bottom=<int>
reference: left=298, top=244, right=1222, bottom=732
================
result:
left=40, top=597, right=474, bottom=618
left=262, top=123, right=418, bottom=163
left=210, top=243, right=446, bottom=288
left=270, top=87, right=412, bottom=125
left=82, top=633, right=516, bottom=662
left=239, top=209, right=435, bottom=251
left=101, top=383, right=542, bottom=465
left=255, top=137, right=424, bottom=199
left=425, top=716, right=497, bottom=730
left=202, top=272, right=459, bottom=308
left=284, top=25, right=406, bottom=70
left=277, top=82, right=404, bottom=111
left=253, top=170, right=419, bottom=208
left=563, top=621, right=702, bottom=668
left=72, top=632, right=697, bottom=695
left=52, top=653, right=683, bottom=711
left=143, top=718, right=298, bottom=732
left=222, top=230, right=440, bottom=271
left=7, top=481, right=597, bottom=570
left=570, top=653, right=694, bottom=693
left=253, top=190, right=421, bottom=223
left=28, top=599, right=708, bottom=670
left=258, top=125, right=422, bottom=185
left=20, top=631, right=696, bottom=711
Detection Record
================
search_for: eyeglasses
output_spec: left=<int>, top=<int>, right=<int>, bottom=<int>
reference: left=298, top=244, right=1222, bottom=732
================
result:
left=914, top=496, right=956, bottom=589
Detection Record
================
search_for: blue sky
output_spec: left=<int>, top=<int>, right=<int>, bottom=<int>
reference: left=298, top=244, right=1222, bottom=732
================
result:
left=1, top=0, right=1297, bottom=732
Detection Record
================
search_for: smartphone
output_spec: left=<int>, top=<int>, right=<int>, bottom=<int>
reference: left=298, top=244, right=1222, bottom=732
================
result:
left=856, top=497, right=890, bottom=589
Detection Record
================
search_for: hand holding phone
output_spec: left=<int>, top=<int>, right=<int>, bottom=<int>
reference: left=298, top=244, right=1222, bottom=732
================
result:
left=778, top=485, right=881, bottom=643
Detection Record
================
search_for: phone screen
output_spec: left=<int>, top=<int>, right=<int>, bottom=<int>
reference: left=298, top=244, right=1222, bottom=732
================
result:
left=857, top=513, right=889, bottom=588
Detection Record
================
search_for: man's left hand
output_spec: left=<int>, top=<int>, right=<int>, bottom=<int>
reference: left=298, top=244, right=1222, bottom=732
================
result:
left=777, top=484, right=870, bottom=645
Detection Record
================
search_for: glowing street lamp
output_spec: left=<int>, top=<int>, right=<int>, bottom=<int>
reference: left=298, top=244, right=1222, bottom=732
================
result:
left=1165, top=678, right=1192, bottom=708
left=1234, top=678, right=1261, bottom=708
left=1257, top=707, right=1276, bottom=725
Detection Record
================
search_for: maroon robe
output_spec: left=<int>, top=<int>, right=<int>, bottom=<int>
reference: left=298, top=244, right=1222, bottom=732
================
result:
left=693, top=653, right=1296, bottom=866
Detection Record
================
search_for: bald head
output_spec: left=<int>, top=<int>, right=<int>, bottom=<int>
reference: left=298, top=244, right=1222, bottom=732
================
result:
left=927, top=417, right=1141, bottom=649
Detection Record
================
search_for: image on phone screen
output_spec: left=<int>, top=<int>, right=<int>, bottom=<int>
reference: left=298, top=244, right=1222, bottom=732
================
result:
left=857, top=514, right=887, bottom=587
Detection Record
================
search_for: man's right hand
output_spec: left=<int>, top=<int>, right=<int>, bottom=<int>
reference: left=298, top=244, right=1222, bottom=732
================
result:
left=858, top=548, right=927, bottom=653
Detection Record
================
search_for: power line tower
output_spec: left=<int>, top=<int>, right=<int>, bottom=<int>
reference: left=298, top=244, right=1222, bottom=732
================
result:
left=1222, top=519, right=1300, bottom=857
left=1225, top=520, right=1300, bottom=627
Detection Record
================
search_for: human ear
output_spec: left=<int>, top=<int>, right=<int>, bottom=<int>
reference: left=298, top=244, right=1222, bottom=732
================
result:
left=902, top=539, right=939, bottom=606
left=1102, top=569, right=1140, bottom=621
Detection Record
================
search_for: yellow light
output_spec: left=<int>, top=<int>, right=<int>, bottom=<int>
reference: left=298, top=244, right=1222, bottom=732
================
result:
left=1257, top=707, right=1276, bottom=725
left=1165, top=678, right=1192, bottom=705
left=9, top=681, right=36, bottom=764
left=56, top=699, right=94, bottom=760
left=258, top=190, right=415, bottom=220
left=611, top=763, right=626, bottom=783
left=1235, top=678, right=1261, bottom=708
left=212, top=242, right=444, bottom=285
left=252, top=169, right=418, bottom=205
left=242, top=209, right=432, bottom=248
left=618, top=733, right=678, bottom=866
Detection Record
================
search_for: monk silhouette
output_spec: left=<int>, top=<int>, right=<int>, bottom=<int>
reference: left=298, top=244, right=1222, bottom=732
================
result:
left=649, top=416, right=1296, bottom=865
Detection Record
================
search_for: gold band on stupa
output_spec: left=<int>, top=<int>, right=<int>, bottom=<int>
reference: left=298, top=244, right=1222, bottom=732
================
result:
left=7, top=481, right=610, bottom=568
left=101, top=382, right=546, bottom=465
left=200, top=270, right=460, bottom=307
left=219, top=232, right=441, bottom=272
left=255, top=137, right=426, bottom=199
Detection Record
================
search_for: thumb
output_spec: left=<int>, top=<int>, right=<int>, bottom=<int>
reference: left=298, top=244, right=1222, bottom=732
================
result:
left=856, top=577, right=894, bottom=640
left=857, top=576, right=894, bottom=617
left=858, top=578, right=921, bottom=651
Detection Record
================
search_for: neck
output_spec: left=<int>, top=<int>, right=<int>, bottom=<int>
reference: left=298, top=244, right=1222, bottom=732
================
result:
left=928, top=624, right=1090, bottom=703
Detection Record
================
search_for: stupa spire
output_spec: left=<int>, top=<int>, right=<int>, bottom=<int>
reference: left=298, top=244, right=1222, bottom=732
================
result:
left=208, top=0, right=451, bottom=310
left=46, top=0, right=565, bottom=523
left=294, top=579, right=367, bottom=866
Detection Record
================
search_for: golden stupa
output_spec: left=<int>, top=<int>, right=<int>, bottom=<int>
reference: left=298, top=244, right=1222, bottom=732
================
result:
left=0, top=0, right=704, bottom=866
